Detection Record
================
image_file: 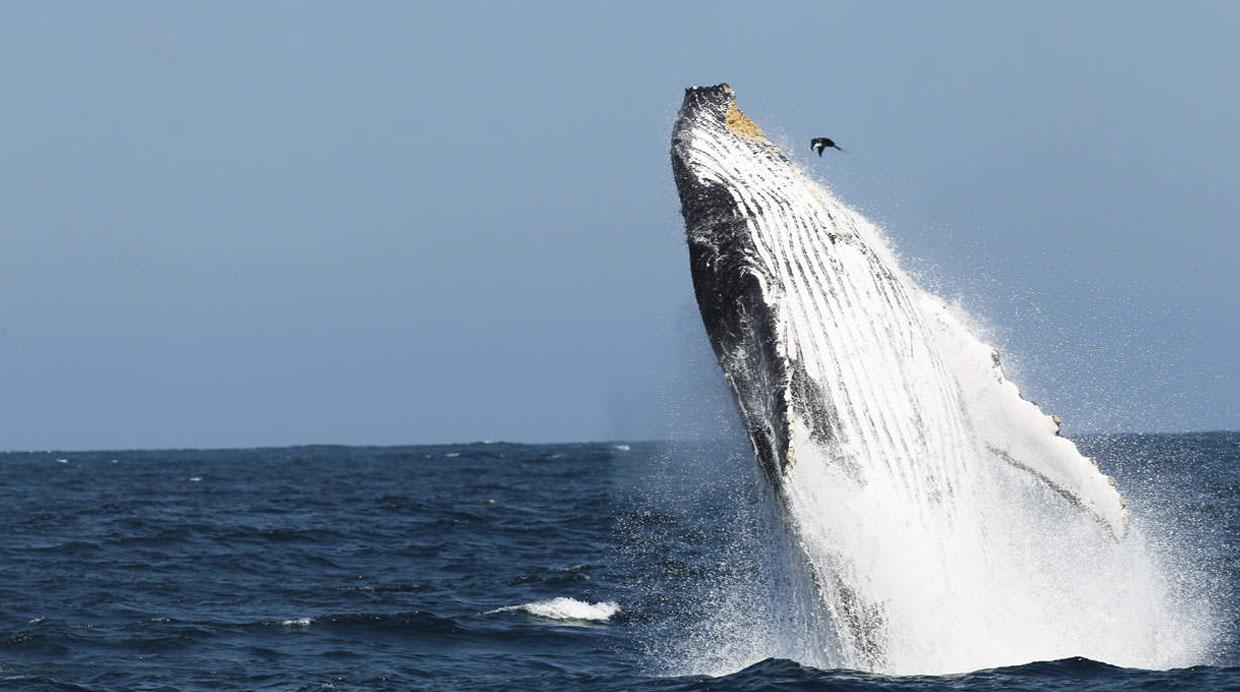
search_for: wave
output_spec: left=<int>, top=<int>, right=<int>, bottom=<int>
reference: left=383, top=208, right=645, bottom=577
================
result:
left=659, top=657, right=1240, bottom=691
left=487, top=597, right=620, bottom=622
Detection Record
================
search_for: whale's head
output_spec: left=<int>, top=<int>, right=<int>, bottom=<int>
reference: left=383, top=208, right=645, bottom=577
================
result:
left=670, top=84, right=817, bottom=258
left=672, top=84, right=772, bottom=158
left=671, top=85, right=784, bottom=225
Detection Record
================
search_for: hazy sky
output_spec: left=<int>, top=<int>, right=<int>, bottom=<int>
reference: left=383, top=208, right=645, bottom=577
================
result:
left=2, top=2, right=1237, bottom=450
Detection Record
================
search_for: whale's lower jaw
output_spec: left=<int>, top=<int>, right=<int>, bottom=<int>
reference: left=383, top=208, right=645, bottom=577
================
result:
left=674, top=155, right=789, bottom=484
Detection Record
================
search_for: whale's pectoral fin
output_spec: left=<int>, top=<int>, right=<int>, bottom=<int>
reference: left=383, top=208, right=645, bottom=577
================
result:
left=923, top=297, right=1130, bottom=539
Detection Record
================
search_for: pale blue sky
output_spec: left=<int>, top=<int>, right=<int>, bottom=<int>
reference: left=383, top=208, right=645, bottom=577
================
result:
left=2, top=2, right=1236, bottom=450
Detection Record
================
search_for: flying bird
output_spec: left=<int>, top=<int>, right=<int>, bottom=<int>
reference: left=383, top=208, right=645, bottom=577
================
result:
left=811, top=137, right=843, bottom=156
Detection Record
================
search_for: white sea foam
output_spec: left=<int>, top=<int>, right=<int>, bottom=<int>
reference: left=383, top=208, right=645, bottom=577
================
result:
left=280, top=617, right=313, bottom=627
left=614, top=444, right=631, bottom=451
left=444, top=452, right=461, bottom=458
left=487, top=597, right=620, bottom=622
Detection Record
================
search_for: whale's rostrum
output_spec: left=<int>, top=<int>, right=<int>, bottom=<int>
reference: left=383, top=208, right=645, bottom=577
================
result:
left=670, top=84, right=1130, bottom=670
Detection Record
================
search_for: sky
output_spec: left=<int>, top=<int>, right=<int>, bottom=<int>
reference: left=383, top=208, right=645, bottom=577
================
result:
left=1, top=2, right=1237, bottom=450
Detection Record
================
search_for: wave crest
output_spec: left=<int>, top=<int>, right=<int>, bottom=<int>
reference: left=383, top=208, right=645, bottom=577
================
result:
left=488, top=597, right=620, bottom=622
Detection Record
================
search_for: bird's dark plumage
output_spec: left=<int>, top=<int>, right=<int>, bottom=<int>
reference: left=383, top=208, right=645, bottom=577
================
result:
left=811, top=137, right=843, bottom=156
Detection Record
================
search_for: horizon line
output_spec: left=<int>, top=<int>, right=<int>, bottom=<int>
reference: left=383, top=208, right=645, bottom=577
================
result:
left=2, top=429, right=1237, bottom=456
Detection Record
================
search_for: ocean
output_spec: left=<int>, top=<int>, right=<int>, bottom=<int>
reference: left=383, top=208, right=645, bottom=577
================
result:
left=1, top=433, right=1236, bottom=690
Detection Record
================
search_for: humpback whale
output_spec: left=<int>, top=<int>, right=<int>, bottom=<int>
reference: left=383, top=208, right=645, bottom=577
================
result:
left=670, top=84, right=1130, bottom=668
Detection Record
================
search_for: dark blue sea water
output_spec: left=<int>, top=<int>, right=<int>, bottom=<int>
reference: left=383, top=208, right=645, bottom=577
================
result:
left=1, top=433, right=1236, bottom=690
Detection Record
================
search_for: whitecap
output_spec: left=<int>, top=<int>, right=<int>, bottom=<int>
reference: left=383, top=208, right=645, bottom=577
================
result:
left=280, top=617, right=313, bottom=627
left=188, top=477, right=202, bottom=482
left=613, top=444, right=631, bottom=452
left=486, top=597, right=620, bottom=622
left=444, top=452, right=461, bottom=458
left=55, top=458, right=68, bottom=464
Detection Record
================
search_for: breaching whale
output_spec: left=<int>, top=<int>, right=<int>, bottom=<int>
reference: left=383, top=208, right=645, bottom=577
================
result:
left=670, top=83, right=1131, bottom=668
left=671, top=83, right=1126, bottom=535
